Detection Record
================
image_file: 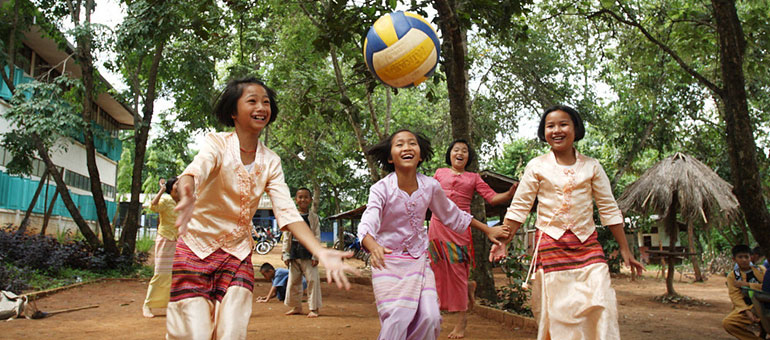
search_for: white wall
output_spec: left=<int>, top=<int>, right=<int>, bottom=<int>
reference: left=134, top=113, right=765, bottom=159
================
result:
left=0, top=103, right=117, bottom=195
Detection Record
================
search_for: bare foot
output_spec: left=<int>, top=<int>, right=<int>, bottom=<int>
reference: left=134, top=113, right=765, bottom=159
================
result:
left=285, top=307, right=302, bottom=315
left=448, top=311, right=467, bottom=339
left=142, top=305, right=154, bottom=318
left=307, top=310, right=318, bottom=318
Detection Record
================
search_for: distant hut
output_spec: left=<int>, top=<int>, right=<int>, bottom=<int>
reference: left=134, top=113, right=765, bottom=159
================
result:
left=617, top=152, right=740, bottom=296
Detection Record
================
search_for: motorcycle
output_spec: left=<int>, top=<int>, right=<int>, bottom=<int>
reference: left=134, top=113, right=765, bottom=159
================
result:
left=252, top=224, right=281, bottom=255
left=333, top=231, right=370, bottom=266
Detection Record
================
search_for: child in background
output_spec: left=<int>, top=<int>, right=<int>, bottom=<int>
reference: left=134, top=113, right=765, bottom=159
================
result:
left=723, top=244, right=765, bottom=340
left=358, top=129, right=510, bottom=340
left=256, top=262, right=305, bottom=303
left=429, top=139, right=517, bottom=338
left=170, top=77, right=357, bottom=340
left=282, top=187, right=322, bottom=318
left=492, top=105, right=643, bottom=340
left=142, top=177, right=179, bottom=318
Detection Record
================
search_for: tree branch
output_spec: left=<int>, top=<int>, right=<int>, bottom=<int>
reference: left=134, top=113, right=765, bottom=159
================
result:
left=592, top=8, right=724, bottom=97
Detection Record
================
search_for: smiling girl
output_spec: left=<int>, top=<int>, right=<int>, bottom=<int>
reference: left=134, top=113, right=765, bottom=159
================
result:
left=358, top=129, right=510, bottom=340
left=168, top=77, right=357, bottom=339
left=492, top=105, right=643, bottom=340
left=428, top=139, right=517, bottom=339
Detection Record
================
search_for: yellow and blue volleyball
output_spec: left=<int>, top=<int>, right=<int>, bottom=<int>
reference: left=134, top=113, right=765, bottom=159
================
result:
left=363, top=11, right=440, bottom=88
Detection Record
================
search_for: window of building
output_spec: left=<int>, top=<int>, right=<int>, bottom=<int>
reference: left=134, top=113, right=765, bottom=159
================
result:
left=643, top=235, right=652, bottom=248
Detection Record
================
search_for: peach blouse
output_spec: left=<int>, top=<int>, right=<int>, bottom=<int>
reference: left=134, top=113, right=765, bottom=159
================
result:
left=180, top=132, right=302, bottom=261
left=505, top=149, right=623, bottom=242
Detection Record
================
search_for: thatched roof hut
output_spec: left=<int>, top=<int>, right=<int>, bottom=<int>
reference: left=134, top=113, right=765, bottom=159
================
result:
left=617, top=152, right=740, bottom=294
left=617, top=152, right=740, bottom=225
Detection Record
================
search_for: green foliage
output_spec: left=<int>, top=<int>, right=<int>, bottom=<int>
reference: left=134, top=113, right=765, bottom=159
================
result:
left=1, top=77, right=85, bottom=175
left=135, top=234, right=155, bottom=253
left=492, top=236, right=532, bottom=316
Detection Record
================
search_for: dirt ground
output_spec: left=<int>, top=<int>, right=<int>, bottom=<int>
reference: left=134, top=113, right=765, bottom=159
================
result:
left=0, top=247, right=741, bottom=340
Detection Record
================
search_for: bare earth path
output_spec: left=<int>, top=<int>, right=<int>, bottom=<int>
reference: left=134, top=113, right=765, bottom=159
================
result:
left=0, top=247, right=737, bottom=339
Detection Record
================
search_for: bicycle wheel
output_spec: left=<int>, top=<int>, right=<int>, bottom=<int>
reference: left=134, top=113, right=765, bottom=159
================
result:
left=255, top=241, right=273, bottom=255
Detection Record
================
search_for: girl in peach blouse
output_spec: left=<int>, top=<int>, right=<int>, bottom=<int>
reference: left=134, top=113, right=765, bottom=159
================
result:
left=492, top=105, right=643, bottom=340
left=169, top=77, right=357, bottom=339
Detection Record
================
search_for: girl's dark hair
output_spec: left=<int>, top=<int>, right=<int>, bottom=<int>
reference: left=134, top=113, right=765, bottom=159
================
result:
left=537, top=105, right=585, bottom=142
left=367, top=129, right=433, bottom=173
left=213, top=77, right=279, bottom=127
left=165, top=177, right=178, bottom=195
left=444, top=139, right=475, bottom=167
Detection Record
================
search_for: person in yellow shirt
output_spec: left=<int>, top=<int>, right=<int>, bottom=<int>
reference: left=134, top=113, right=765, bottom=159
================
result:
left=723, top=244, right=766, bottom=340
left=142, top=177, right=179, bottom=318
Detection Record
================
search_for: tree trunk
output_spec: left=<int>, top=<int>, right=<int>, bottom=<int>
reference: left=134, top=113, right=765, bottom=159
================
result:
left=32, top=134, right=100, bottom=249
left=687, top=222, right=703, bottom=282
left=73, top=0, right=118, bottom=256
left=664, top=194, right=678, bottom=296
left=17, top=168, right=48, bottom=234
left=119, top=40, right=166, bottom=256
left=434, top=0, right=496, bottom=302
left=711, top=0, right=770, bottom=261
left=40, top=190, right=59, bottom=236
left=329, top=47, right=381, bottom=182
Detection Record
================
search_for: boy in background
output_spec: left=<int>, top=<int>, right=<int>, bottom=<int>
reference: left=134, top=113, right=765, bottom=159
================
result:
left=723, top=244, right=765, bottom=340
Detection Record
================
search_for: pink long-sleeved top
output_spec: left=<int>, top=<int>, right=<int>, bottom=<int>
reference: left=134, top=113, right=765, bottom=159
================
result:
left=357, top=172, right=473, bottom=258
left=180, top=132, right=303, bottom=261
left=504, top=149, right=623, bottom=243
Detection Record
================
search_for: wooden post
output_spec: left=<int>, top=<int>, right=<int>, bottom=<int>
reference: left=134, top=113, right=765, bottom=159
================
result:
left=687, top=222, right=703, bottom=282
left=664, top=192, right=679, bottom=296
left=40, top=190, right=59, bottom=236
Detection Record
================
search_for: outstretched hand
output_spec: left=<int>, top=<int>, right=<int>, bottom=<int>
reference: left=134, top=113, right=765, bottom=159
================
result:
left=174, top=180, right=195, bottom=236
left=316, top=248, right=360, bottom=290
left=489, top=243, right=508, bottom=262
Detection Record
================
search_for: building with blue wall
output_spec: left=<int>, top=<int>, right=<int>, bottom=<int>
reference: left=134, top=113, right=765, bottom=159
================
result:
left=0, top=23, right=134, bottom=235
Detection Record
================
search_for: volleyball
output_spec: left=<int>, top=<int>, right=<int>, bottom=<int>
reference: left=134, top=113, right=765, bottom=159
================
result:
left=363, top=11, right=440, bottom=88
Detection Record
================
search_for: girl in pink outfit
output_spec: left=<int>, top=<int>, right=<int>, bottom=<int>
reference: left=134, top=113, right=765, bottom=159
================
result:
left=428, top=139, right=517, bottom=339
left=358, top=129, right=510, bottom=340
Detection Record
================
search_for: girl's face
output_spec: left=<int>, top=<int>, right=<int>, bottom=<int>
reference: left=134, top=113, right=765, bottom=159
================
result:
left=449, top=142, right=469, bottom=171
left=544, top=110, right=575, bottom=152
left=388, top=131, right=422, bottom=170
left=170, top=181, right=180, bottom=202
left=232, top=84, right=271, bottom=134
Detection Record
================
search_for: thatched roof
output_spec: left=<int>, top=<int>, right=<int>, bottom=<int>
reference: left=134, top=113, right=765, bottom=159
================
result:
left=617, top=152, right=740, bottom=226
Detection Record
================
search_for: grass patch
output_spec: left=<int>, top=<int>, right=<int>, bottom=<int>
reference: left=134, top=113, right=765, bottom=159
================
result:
left=13, top=265, right=154, bottom=292
left=136, top=234, right=155, bottom=253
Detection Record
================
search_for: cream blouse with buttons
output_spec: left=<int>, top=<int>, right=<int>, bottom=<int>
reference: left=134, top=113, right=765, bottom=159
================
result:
left=504, top=149, right=623, bottom=242
left=180, top=132, right=303, bottom=261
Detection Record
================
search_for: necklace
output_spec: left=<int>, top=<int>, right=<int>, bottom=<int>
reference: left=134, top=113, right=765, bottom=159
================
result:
left=240, top=147, right=257, bottom=153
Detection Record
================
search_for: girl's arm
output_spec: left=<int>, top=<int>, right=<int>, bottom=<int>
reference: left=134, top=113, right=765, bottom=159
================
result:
left=475, top=173, right=518, bottom=207
left=608, top=223, right=644, bottom=276
left=430, top=179, right=510, bottom=244
left=488, top=182, right=518, bottom=206
left=174, top=133, right=224, bottom=233
left=284, top=221, right=359, bottom=289
left=358, top=181, right=388, bottom=268
left=150, top=179, right=166, bottom=210
left=362, top=234, right=392, bottom=270
left=468, top=218, right=510, bottom=245
left=173, top=175, right=195, bottom=236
